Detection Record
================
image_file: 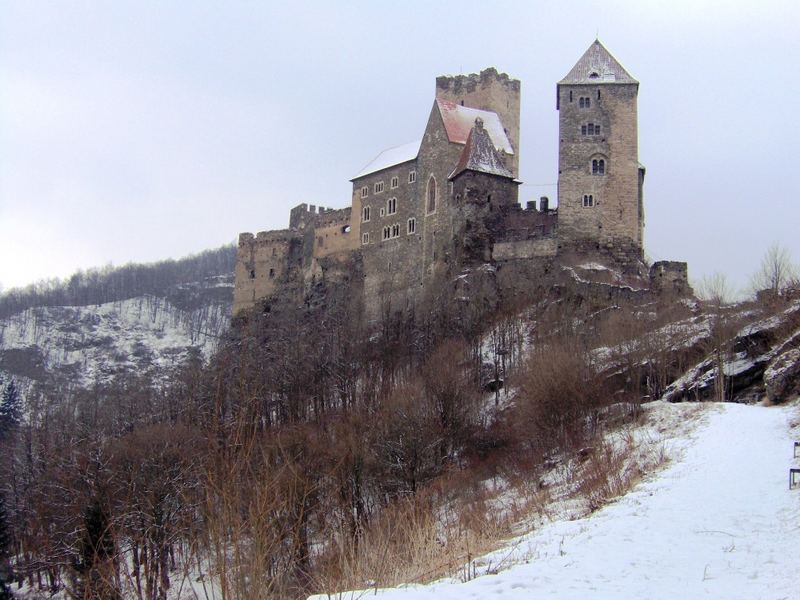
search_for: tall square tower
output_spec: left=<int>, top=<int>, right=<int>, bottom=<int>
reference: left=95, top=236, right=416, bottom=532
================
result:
left=556, top=40, right=644, bottom=256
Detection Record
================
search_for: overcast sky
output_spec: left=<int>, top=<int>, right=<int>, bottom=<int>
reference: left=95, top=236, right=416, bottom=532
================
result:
left=2, top=0, right=799, bottom=295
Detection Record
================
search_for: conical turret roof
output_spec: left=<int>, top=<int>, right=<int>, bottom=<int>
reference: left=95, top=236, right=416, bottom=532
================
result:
left=449, top=117, right=514, bottom=180
left=559, top=39, right=637, bottom=85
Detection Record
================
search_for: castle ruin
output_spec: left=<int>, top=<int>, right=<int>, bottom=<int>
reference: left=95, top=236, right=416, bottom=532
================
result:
left=233, top=40, right=688, bottom=319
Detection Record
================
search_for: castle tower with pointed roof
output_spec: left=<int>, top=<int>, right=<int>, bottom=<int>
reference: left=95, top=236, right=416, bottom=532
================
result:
left=556, top=40, right=644, bottom=257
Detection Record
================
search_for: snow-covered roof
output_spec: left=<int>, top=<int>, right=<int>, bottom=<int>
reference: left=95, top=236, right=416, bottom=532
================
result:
left=352, top=139, right=421, bottom=180
left=436, top=99, right=514, bottom=154
left=559, top=39, right=637, bottom=85
left=449, top=117, right=514, bottom=180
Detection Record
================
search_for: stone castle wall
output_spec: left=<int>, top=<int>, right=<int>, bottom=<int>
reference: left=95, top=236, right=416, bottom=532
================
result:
left=233, top=53, right=689, bottom=320
left=557, top=82, right=642, bottom=253
left=233, top=230, right=298, bottom=315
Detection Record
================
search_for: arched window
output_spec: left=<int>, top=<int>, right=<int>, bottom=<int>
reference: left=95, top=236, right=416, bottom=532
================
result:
left=591, top=158, right=606, bottom=175
left=427, top=176, right=437, bottom=213
left=582, top=194, right=594, bottom=207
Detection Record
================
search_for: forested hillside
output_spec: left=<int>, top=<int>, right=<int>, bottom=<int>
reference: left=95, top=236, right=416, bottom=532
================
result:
left=0, top=245, right=235, bottom=391
left=0, top=245, right=235, bottom=318
left=1, top=249, right=797, bottom=600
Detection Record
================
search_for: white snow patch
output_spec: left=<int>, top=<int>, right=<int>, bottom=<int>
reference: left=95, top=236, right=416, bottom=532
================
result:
left=309, top=402, right=800, bottom=599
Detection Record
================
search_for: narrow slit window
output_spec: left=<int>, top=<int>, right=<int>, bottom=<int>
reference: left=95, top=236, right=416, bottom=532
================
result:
left=427, top=176, right=437, bottom=213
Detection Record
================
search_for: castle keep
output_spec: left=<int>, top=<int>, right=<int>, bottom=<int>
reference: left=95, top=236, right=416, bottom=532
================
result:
left=234, top=41, right=681, bottom=318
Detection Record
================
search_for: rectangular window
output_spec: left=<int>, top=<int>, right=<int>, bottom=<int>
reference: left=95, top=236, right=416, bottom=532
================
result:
left=390, top=176, right=399, bottom=189
left=374, top=181, right=384, bottom=194
left=380, top=207, right=385, bottom=217
left=408, top=170, right=417, bottom=183
left=360, top=186, right=368, bottom=198
left=581, top=125, right=587, bottom=135
left=387, top=197, right=397, bottom=215
left=362, top=232, right=369, bottom=245
left=595, top=124, right=601, bottom=135
left=269, top=268, right=275, bottom=278
left=588, top=123, right=595, bottom=135
left=362, top=206, right=370, bottom=222
left=407, top=217, right=416, bottom=234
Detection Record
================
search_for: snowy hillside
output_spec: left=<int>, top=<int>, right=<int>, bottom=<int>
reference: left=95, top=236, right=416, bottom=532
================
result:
left=0, top=281, right=231, bottom=389
left=309, top=401, right=800, bottom=600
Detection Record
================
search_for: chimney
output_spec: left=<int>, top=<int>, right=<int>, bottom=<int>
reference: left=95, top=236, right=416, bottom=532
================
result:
left=540, top=197, right=549, bottom=212
left=526, top=200, right=537, bottom=211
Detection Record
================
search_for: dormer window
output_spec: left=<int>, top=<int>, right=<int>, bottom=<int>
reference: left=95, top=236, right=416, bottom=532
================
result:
left=589, top=72, right=599, bottom=79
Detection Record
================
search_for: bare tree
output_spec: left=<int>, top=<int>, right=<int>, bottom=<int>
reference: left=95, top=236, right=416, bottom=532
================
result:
left=697, top=273, right=733, bottom=403
left=751, top=243, right=796, bottom=297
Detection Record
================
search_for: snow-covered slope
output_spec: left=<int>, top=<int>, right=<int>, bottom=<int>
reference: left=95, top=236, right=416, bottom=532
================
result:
left=310, top=401, right=800, bottom=599
left=0, top=284, right=231, bottom=389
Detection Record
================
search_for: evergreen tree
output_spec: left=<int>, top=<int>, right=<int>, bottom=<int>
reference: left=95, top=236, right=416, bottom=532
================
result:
left=74, top=500, right=118, bottom=600
left=0, top=496, right=14, bottom=599
left=0, top=381, right=21, bottom=439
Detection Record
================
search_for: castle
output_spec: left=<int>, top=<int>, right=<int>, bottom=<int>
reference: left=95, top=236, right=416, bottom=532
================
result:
left=233, top=41, right=685, bottom=319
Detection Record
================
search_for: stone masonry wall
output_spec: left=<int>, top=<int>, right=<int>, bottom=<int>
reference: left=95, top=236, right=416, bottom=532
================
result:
left=352, top=158, right=422, bottom=321
left=417, top=102, right=467, bottom=283
left=233, top=230, right=298, bottom=315
left=557, top=83, right=641, bottom=253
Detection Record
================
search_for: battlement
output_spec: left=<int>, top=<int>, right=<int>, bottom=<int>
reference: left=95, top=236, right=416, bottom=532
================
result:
left=238, top=229, right=297, bottom=246
left=316, top=207, right=351, bottom=227
left=436, top=67, right=520, bottom=94
left=289, top=203, right=339, bottom=230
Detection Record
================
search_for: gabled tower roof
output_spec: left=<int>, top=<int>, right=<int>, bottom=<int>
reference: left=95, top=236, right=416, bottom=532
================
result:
left=449, top=117, right=514, bottom=180
left=559, top=39, right=637, bottom=85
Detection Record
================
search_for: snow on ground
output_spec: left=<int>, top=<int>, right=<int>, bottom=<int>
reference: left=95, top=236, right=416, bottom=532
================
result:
left=0, top=295, right=228, bottom=387
left=310, top=401, right=800, bottom=600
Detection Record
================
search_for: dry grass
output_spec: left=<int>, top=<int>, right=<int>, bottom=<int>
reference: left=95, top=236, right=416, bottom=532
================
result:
left=576, top=428, right=670, bottom=513
left=312, top=485, right=515, bottom=594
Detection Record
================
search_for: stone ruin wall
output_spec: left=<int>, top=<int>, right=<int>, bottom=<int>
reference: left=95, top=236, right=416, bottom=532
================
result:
left=233, top=230, right=297, bottom=315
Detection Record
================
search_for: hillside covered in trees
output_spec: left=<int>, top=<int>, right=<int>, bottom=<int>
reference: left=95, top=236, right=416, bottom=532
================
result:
left=0, top=246, right=236, bottom=395
left=0, top=243, right=798, bottom=599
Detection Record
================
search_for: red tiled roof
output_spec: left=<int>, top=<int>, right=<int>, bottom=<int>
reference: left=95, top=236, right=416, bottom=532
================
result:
left=436, top=99, right=514, bottom=154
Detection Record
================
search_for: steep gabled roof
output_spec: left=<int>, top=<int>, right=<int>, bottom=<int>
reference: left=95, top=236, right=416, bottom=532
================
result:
left=352, top=139, right=421, bottom=180
left=559, top=39, right=637, bottom=85
left=436, top=99, right=514, bottom=154
left=449, top=117, right=514, bottom=180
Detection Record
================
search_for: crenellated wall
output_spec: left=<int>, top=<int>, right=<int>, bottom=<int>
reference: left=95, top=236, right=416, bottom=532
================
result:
left=232, top=49, right=689, bottom=321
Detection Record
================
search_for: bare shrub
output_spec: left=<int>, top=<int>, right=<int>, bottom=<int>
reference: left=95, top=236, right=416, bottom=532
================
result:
left=313, top=483, right=511, bottom=593
left=513, top=335, right=607, bottom=456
